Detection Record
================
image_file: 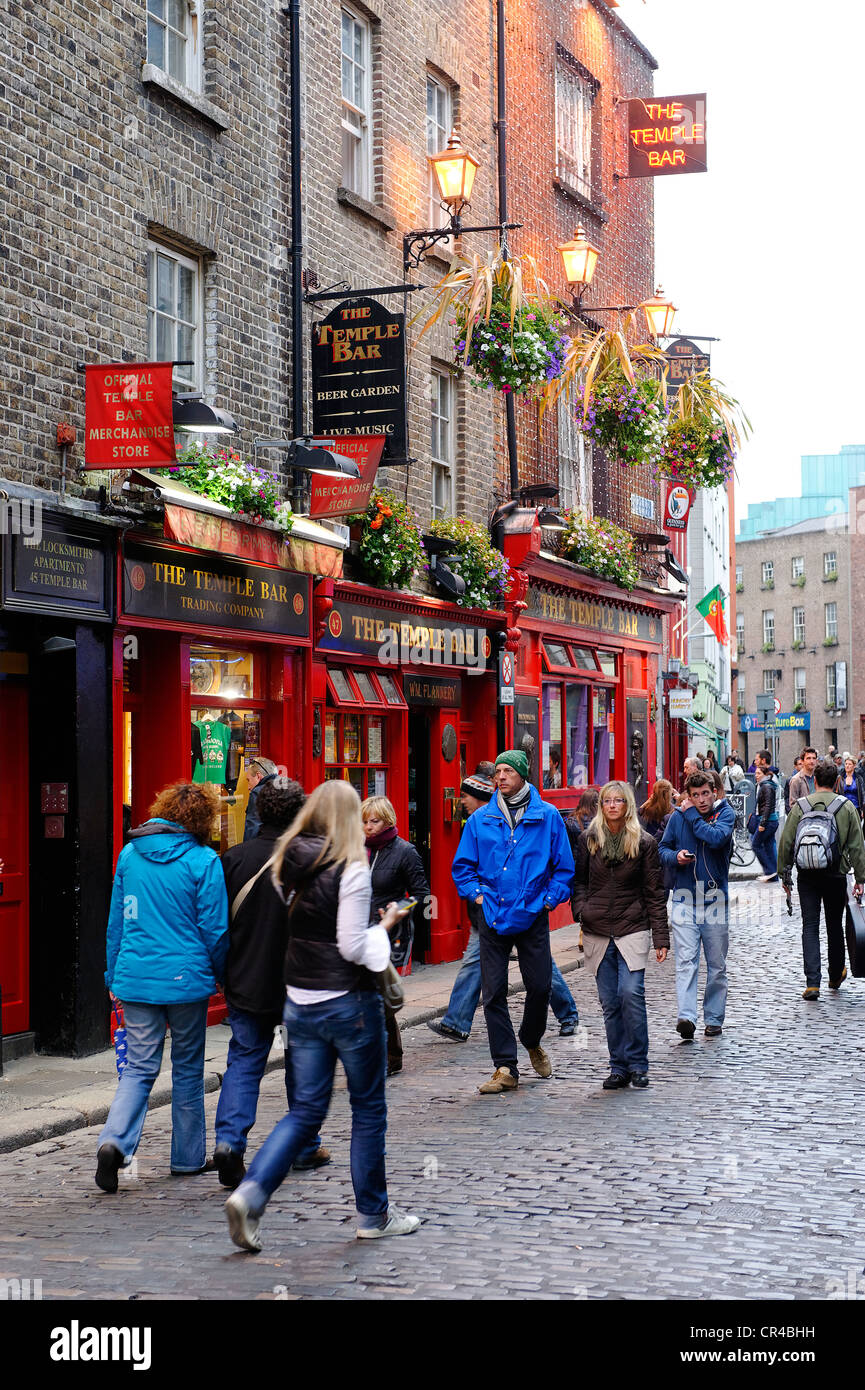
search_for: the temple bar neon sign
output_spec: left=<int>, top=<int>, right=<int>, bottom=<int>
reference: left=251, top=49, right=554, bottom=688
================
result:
left=626, top=93, right=707, bottom=178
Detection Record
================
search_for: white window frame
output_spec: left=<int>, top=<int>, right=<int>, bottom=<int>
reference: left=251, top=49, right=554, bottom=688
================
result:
left=794, top=668, right=806, bottom=706
left=736, top=613, right=744, bottom=650
left=762, top=610, right=774, bottom=647
left=762, top=559, right=774, bottom=585
left=826, top=664, right=837, bottom=708
left=792, top=606, right=805, bottom=644
left=554, top=46, right=597, bottom=201
left=558, top=396, right=590, bottom=513
left=146, top=0, right=202, bottom=92
left=792, top=555, right=804, bottom=579
left=736, top=673, right=745, bottom=709
left=735, top=564, right=743, bottom=586
left=340, top=6, right=372, bottom=200
left=763, top=669, right=777, bottom=695
left=430, top=366, right=455, bottom=521
left=825, top=602, right=838, bottom=640
left=147, top=240, right=202, bottom=393
left=426, top=75, right=453, bottom=231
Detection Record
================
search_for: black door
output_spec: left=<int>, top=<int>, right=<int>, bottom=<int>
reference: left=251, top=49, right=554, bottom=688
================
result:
left=407, top=709, right=432, bottom=960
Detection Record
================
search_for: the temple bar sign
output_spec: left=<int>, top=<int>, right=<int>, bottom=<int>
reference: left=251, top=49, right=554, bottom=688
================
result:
left=311, top=297, right=407, bottom=464
left=626, top=94, right=707, bottom=177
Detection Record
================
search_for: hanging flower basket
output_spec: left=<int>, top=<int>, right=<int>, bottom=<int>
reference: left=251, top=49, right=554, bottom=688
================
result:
left=166, top=442, right=292, bottom=531
left=656, top=417, right=735, bottom=489
left=426, top=517, right=511, bottom=609
left=559, top=510, right=640, bottom=591
left=355, top=489, right=424, bottom=590
left=580, top=364, right=668, bottom=469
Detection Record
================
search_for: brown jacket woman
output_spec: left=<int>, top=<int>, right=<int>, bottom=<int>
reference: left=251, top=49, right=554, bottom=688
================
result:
left=571, top=827, right=669, bottom=950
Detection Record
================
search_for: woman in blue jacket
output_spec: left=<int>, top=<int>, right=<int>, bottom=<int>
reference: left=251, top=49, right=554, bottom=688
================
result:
left=95, top=781, right=229, bottom=1193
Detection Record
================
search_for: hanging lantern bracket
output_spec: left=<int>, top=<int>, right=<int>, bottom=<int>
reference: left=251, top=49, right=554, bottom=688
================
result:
left=403, top=220, right=521, bottom=272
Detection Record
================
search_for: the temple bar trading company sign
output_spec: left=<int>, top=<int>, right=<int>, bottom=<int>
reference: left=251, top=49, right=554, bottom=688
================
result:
left=627, top=94, right=707, bottom=177
left=311, top=298, right=407, bottom=464
left=527, top=586, right=660, bottom=644
left=320, top=599, right=492, bottom=668
left=85, top=362, right=177, bottom=468
left=121, top=543, right=309, bottom=638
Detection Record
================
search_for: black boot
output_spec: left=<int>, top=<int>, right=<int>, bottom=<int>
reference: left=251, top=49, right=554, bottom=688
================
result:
left=95, top=1143, right=124, bottom=1194
left=213, top=1143, right=246, bottom=1190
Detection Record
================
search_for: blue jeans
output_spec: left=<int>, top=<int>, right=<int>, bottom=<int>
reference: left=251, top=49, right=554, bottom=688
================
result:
left=671, top=896, right=729, bottom=1028
left=214, top=1006, right=321, bottom=1163
left=595, top=939, right=649, bottom=1076
left=98, top=999, right=209, bottom=1171
left=441, top=930, right=578, bottom=1036
left=236, top=990, right=389, bottom=1227
left=751, top=819, right=778, bottom=876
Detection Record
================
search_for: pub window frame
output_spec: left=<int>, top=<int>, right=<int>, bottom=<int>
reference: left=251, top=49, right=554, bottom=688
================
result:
left=540, top=640, right=616, bottom=791
left=430, top=364, right=455, bottom=521
left=324, top=665, right=405, bottom=799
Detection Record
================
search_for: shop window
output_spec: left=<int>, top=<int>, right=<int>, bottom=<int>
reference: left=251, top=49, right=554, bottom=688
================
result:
left=190, top=645, right=255, bottom=700
left=571, top=647, right=599, bottom=671
left=597, top=651, right=617, bottom=678
left=147, top=241, right=201, bottom=393
left=377, top=672, right=405, bottom=706
left=593, top=687, right=610, bottom=784
left=328, top=666, right=361, bottom=704
left=543, top=639, right=572, bottom=668
left=324, top=667, right=401, bottom=798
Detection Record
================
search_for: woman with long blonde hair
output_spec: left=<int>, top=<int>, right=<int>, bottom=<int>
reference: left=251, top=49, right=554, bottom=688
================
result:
left=571, top=780, right=669, bottom=1090
left=224, top=779, right=420, bottom=1252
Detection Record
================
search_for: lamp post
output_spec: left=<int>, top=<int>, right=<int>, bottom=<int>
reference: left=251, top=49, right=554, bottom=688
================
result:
left=402, top=131, right=520, bottom=271
left=556, top=224, right=601, bottom=311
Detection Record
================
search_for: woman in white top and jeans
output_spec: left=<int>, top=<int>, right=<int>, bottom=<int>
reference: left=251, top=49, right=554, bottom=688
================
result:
left=225, top=780, right=420, bottom=1252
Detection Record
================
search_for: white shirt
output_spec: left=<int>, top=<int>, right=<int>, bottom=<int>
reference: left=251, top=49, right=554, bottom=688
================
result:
left=286, top=860, right=390, bottom=1004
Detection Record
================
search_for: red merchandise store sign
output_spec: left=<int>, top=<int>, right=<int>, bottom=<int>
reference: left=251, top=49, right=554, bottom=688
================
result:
left=115, top=535, right=315, bottom=1021
left=313, top=581, right=500, bottom=964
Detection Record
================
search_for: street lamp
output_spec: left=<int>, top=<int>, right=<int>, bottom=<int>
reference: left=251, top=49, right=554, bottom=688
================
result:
left=428, top=130, right=480, bottom=215
left=641, top=286, right=677, bottom=340
left=172, top=396, right=238, bottom=435
left=556, top=224, right=601, bottom=309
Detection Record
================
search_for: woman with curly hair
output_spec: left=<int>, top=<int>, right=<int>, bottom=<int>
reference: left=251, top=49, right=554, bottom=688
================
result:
left=95, top=781, right=229, bottom=1193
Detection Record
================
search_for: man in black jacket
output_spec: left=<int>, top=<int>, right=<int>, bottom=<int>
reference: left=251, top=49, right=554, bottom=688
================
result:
left=242, top=757, right=279, bottom=842
left=213, top=777, right=329, bottom=1189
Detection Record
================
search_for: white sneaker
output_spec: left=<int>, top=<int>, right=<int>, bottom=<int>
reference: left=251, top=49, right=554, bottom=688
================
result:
left=356, top=1207, right=421, bottom=1239
left=225, top=1190, right=263, bottom=1253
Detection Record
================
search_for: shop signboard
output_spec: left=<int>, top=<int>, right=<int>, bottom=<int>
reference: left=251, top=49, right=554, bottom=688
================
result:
left=739, top=711, right=810, bottom=733
left=665, top=337, right=710, bottom=382
left=84, top=362, right=177, bottom=468
left=121, top=542, right=309, bottom=638
left=1, top=518, right=113, bottom=621
left=626, top=93, right=707, bottom=177
left=163, top=504, right=343, bottom=579
left=320, top=596, right=492, bottom=669
left=308, top=435, right=385, bottom=518
left=311, top=298, right=407, bottom=464
left=497, top=647, right=515, bottom=706
left=526, top=584, right=660, bottom=644
left=662, top=482, right=695, bottom=533
left=403, top=673, right=462, bottom=707
left=668, top=688, right=693, bottom=719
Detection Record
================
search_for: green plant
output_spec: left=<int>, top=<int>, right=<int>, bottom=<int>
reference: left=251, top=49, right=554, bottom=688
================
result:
left=426, top=517, right=511, bottom=609
left=823, top=636, right=838, bottom=647
left=761, top=641, right=775, bottom=653
left=825, top=702, right=836, bottom=712
left=794, top=573, right=806, bottom=587
left=735, top=581, right=743, bottom=592
left=167, top=442, right=288, bottom=528
left=791, top=639, right=804, bottom=650
left=793, top=701, right=805, bottom=712
left=559, top=510, right=640, bottom=590
left=579, top=364, right=668, bottom=469
left=823, top=571, right=838, bottom=582
left=762, top=579, right=774, bottom=590
left=355, top=489, right=424, bottom=589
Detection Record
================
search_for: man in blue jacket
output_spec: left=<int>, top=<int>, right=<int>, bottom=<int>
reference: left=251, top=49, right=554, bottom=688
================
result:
left=659, top=769, right=736, bottom=1040
left=451, top=750, right=574, bottom=1093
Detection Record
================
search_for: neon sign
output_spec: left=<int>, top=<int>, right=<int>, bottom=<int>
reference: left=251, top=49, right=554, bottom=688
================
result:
left=626, top=94, right=707, bottom=178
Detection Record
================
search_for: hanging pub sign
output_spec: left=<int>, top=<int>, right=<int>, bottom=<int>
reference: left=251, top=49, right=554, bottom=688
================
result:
left=311, top=298, right=407, bottom=464
left=665, top=337, right=710, bottom=382
left=84, top=362, right=177, bottom=468
left=308, top=435, right=385, bottom=519
left=626, top=94, right=707, bottom=177
left=662, top=482, right=695, bottom=533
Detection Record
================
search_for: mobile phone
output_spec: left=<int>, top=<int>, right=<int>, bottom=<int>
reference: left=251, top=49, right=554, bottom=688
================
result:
left=682, top=851, right=696, bottom=861
left=399, top=896, right=419, bottom=913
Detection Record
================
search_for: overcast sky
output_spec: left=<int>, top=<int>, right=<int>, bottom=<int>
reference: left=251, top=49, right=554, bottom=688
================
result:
left=626, top=0, right=865, bottom=527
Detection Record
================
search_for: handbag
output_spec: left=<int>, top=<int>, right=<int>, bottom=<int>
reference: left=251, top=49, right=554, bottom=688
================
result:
left=375, top=960, right=405, bottom=1013
left=747, top=812, right=759, bottom=835
left=111, top=1002, right=128, bottom=1078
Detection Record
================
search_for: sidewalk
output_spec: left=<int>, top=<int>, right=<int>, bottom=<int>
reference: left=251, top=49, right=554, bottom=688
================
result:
left=0, top=924, right=584, bottom=1154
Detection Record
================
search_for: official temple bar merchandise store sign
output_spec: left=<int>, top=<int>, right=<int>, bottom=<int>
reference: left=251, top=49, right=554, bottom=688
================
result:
left=626, top=94, right=707, bottom=177
left=663, top=483, right=695, bottom=533
left=308, top=435, right=385, bottom=519
left=122, top=543, right=309, bottom=638
left=311, top=298, right=407, bottom=464
left=85, top=363, right=177, bottom=468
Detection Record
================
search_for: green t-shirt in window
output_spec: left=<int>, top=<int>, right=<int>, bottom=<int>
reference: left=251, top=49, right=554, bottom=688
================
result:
left=193, top=719, right=231, bottom=784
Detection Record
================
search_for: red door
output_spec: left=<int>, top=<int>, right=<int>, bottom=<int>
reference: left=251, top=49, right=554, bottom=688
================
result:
left=0, top=685, right=29, bottom=1036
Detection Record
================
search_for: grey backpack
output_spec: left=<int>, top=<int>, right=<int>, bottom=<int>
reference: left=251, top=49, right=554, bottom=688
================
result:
left=793, top=796, right=845, bottom=872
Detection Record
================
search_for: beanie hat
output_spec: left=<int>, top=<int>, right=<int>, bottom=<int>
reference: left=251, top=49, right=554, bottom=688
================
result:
left=460, top=772, right=494, bottom=802
left=495, top=749, right=529, bottom=780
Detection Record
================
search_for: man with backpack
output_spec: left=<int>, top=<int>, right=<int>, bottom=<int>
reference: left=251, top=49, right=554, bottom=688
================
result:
left=778, top=758, right=865, bottom=1000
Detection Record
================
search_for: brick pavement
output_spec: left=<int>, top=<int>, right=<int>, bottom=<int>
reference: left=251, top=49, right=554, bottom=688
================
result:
left=2, top=881, right=865, bottom=1300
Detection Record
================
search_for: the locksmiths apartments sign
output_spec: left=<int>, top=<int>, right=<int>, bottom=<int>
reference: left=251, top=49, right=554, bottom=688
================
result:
left=311, top=297, right=407, bottom=464
left=527, top=585, right=659, bottom=643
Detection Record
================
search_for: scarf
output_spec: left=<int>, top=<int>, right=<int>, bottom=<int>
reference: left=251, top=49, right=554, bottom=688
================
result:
left=600, top=828, right=628, bottom=865
left=365, top=824, right=398, bottom=861
left=497, top=781, right=532, bottom=830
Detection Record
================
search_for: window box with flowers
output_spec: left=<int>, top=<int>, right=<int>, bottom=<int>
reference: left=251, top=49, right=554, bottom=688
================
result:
left=736, top=581, right=744, bottom=593
left=354, top=489, right=424, bottom=590
left=761, top=579, right=774, bottom=591
left=791, top=639, right=805, bottom=651
left=793, top=701, right=805, bottom=712
left=761, top=641, right=775, bottom=653
left=823, top=572, right=838, bottom=583
left=793, top=574, right=806, bottom=588
left=558, top=510, right=640, bottom=590
left=822, top=637, right=838, bottom=647
left=163, top=442, right=293, bottom=532
left=426, top=517, right=511, bottom=610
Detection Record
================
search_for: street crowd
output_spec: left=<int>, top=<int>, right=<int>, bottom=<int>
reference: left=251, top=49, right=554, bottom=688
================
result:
left=93, top=741, right=865, bottom=1255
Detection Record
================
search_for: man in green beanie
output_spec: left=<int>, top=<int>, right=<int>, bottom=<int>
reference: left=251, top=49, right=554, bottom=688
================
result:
left=452, top=750, right=575, bottom=1093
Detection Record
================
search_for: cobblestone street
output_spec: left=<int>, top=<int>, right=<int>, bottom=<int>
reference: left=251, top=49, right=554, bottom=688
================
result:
left=2, top=882, right=865, bottom=1303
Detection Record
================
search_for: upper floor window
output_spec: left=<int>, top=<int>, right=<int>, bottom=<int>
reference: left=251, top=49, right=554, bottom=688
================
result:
left=147, top=0, right=201, bottom=91
left=735, top=612, right=744, bottom=650
left=761, top=559, right=774, bottom=586
left=735, top=564, right=743, bottom=587
left=826, top=664, right=837, bottom=708
left=825, top=602, right=838, bottom=640
left=794, top=667, right=806, bottom=705
left=426, top=75, right=453, bottom=230
left=430, top=366, right=455, bottom=522
left=792, top=555, right=804, bottom=579
left=341, top=6, right=371, bottom=199
left=558, top=397, right=590, bottom=514
left=792, top=606, right=805, bottom=643
left=762, top=610, right=774, bottom=647
left=147, top=241, right=201, bottom=392
left=555, top=46, right=598, bottom=202
left=763, top=669, right=777, bottom=695
left=824, top=551, right=837, bottom=578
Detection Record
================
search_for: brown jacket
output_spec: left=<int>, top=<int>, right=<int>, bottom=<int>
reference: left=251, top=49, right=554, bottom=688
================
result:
left=571, top=829, right=670, bottom=950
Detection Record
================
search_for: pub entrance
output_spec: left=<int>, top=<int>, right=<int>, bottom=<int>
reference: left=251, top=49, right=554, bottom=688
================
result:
left=0, top=682, right=29, bottom=1040
left=407, top=708, right=432, bottom=959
